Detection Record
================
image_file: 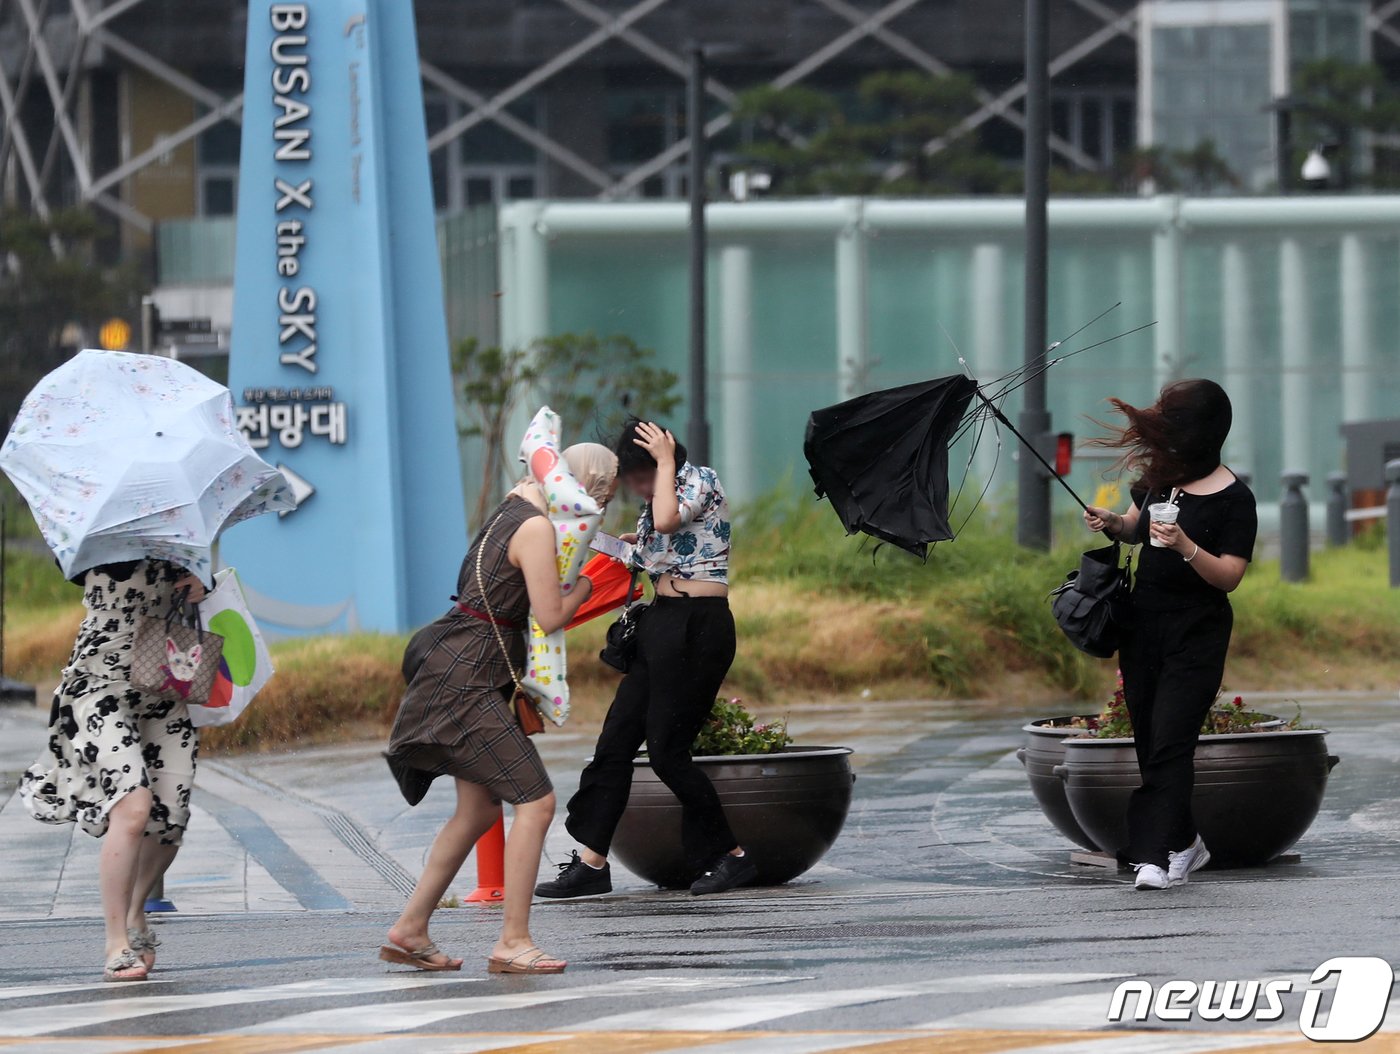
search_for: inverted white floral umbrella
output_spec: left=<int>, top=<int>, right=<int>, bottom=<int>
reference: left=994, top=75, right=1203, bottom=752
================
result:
left=0, top=349, right=293, bottom=581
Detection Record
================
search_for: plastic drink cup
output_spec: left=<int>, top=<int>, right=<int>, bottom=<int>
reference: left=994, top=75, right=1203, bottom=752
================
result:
left=1148, top=502, right=1179, bottom=546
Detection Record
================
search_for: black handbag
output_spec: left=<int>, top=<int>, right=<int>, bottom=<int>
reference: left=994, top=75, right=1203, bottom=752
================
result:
left=1049, top=542, right=1133, bottom=658
left=599, top=570, right=647, bottom=673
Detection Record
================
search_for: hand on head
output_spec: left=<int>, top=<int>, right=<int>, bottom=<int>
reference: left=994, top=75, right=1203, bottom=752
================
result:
left=633, top=422, right=677, bottom=466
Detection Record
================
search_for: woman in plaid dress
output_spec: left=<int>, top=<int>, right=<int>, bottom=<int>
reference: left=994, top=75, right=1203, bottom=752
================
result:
left=384, top=443, right=617, bottom=975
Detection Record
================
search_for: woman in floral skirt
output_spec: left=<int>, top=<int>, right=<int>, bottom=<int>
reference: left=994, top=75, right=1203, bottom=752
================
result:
left=22, top=560, right=207, bottom=982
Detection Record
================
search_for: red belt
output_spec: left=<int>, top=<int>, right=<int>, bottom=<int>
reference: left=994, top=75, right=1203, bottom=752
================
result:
left=455, top=602, right=526, bottom=631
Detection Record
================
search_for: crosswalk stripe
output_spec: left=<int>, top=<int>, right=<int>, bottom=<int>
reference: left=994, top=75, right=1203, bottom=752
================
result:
left=276, top=1037, right=570, bottom=1054
left=233, top=974, right=805, bottom=1035
left=921, top=993, right=1115, bottom=1031
left=568, top=974, right=1126, bottom=1032
left=646, top=1033, right=913, bottom=1054
left=0, top=976, right=475, bottom=1038
left=0, top=1033, right=1334, bottom=1054
left=978, top=1036, right=1301, bottom=1054
left=0, top=1042, right=192, bottom=1054
left=0, top=981, right=172, bottom=1003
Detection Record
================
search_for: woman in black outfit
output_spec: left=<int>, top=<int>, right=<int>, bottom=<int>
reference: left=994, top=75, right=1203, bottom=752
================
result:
left=537, top=420, right=755, bottom=899
left=1083, top=379, right=1257, bottom=892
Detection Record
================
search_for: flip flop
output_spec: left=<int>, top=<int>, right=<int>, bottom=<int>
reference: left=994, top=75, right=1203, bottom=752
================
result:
left=378, top=941, right=463, bottom=972
left=487, top=947, right=567, bottom=975
left=103, top=949, right=149, bottom=983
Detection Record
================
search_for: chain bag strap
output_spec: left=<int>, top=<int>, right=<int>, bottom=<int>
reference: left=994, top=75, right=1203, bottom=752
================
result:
left=474, top=512, right=546, bottom=736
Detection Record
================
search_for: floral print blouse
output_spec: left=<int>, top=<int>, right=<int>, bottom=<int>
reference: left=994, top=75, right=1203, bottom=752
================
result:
left=629, top=462, right=731, bottom=584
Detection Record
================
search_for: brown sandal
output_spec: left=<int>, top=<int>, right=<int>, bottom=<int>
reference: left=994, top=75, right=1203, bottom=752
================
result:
left=128, top=928, right=160, bottom=971
left=378, top=941, right=463, bottom=972
left=487, top=947, right=567, bottom=975
left=104, top=949, right=149, bottom=983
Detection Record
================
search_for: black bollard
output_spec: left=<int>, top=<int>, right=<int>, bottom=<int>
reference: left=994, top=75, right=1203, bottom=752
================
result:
left=1326, top=471, right=1349, bottom=548
left=1388, top=461, right=1400, bottom=588
left=1280, top=472, right=1310, bottom=583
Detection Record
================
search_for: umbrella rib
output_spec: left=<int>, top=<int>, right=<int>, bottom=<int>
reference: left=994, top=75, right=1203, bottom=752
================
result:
left=986, top=319, right=1159, bottom=405
left=953, top=415, right=1003, bottom=538
left=947, top=409, right=984, bottom=518
left=970, top=384, right=1092, bottom=513
left=971, top=301, right=1122, bottom=394
left=978, top=304, right=1141, bottom=404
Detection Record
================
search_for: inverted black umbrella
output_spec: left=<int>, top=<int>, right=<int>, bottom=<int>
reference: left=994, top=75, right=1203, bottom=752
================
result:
left=804, top=374, right=979, bottom=558
left=804, top=310, right=1153, bottom=556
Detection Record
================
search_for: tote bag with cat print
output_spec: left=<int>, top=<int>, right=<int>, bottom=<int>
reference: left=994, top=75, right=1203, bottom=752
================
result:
left=131, top=598, right=224, bottom=706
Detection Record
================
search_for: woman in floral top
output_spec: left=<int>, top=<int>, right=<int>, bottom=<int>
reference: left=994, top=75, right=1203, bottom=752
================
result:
left=631, top=459, right=731, bottom=583
left=537, top=420, right=755, bottom=899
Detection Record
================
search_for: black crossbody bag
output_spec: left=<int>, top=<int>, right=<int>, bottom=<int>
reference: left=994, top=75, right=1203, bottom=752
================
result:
left=599, top=568, right=648, bottom=673
left=1049, top=542, right=1133, bottom=658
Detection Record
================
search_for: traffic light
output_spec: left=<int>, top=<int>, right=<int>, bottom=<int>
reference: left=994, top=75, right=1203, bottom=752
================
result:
left=1054, top=432, right=1074, bottom=477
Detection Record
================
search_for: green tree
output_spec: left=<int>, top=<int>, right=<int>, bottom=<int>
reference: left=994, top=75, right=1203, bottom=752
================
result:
left=454, top=332, right=680, bottom=529
left=1288, top=59, right=1400, bottom=189
left=453, top=338, right=540, bottom=530
left=733, top=71, right=1021, bottom=196
left=0, top=208, right=145, bottom=423
left=531, top=332, right=680, bottom=444
left=1098, top=140, right=1239, bottom=196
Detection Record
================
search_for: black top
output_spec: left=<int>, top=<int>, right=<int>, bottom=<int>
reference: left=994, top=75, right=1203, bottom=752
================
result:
left=1130, top=477, right=1257, bottom=611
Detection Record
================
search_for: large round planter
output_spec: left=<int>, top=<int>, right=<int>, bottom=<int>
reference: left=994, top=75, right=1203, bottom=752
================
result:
left=609, top=746, right=855, bottom=889
left=1017, top=717, right=1102, bottom=851
left=1055, top=729, right=1339, bottom=867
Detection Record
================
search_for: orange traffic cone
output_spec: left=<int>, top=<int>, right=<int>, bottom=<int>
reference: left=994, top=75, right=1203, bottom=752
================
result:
left=464, top=815, right=506, bottom=903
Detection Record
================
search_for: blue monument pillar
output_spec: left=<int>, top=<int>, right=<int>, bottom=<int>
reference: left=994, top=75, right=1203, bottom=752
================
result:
left=224, top=0, right=465, bottom=634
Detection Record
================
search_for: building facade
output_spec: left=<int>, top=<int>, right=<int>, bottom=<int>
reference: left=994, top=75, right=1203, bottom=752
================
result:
left=4, top=1, right=1400, bottom=514
left=2, top=0, right=1143, bottom=238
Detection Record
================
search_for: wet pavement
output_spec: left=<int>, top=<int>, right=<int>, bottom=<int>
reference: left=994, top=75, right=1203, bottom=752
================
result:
left=1, top=691, right=1398, bottom=1051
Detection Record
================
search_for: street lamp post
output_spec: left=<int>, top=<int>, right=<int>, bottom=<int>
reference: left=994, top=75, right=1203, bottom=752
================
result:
left=1018, top=0, right=1053, bottom=549
left=687, top=43, right=711, bottom=465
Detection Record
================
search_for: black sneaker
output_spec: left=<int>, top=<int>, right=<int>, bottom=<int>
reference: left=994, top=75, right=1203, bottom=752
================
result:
left=534, top=851, right=612, bottom=899
left=689, top=852, right=759, bottom=896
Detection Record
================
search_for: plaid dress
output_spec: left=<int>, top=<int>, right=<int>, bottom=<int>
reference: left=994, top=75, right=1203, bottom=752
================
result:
left=385, top=496, right=553, bottom=806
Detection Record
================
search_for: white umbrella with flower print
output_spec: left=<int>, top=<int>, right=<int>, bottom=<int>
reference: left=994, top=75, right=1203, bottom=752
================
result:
left=0, top=349, right=293, bottom=581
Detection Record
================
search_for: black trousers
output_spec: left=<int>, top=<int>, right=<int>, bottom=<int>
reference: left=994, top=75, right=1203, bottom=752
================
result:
left=566, top=595, right=739, bottom=870
left=1118, top=601, right=1233, bottom=868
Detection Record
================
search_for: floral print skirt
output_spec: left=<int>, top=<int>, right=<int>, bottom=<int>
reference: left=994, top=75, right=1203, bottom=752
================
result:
left=20, top=562, right=198, bottom=844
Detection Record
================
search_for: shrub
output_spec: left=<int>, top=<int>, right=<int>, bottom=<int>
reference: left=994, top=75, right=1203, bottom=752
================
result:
left=692, top=698, right=792, bottom=756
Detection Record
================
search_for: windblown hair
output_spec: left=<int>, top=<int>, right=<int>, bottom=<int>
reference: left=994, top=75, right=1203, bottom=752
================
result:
left=614, top=418, right=688, bottom=476
left=1092, top=379, right=1233, bottom=490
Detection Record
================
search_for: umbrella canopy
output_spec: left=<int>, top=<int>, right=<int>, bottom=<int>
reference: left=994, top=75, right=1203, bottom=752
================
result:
left=0, top=349, right=293, bottom=580
left=804, top=373, right=980, bottom=558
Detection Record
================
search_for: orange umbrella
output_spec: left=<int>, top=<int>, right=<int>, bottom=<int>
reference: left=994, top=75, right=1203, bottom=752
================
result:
left=567, top=553, right=643, bottom=630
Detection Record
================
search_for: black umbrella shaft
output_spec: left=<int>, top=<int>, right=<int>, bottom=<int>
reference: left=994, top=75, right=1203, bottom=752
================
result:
left=973, top=387, right=1090, bottom=515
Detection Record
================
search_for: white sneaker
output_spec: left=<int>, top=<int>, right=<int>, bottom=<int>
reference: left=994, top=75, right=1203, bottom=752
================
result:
left=1168, top=835, right=1211, bottom=887
left=1133, top=863, right=1169, bottom=890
